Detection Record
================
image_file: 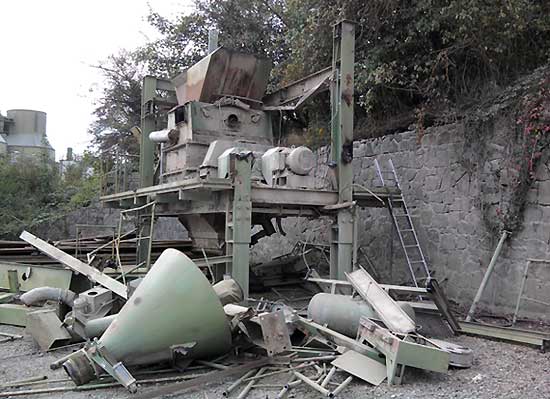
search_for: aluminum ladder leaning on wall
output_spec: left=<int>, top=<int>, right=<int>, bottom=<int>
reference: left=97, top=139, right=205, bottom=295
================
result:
left=374, top=158, right=431, bottom=287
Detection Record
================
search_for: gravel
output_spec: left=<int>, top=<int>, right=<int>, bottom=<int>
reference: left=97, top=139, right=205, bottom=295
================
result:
left=1, top=324, right=549, bottom=399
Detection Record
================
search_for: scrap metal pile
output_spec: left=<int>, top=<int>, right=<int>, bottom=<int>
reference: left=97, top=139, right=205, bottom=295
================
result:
left=0, top=230, right=478, bottom=398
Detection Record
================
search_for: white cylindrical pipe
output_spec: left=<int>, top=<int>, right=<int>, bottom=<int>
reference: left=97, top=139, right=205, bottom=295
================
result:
left=20, top=287, right=76, bottom=307
left=149, top=129, right=171, bottom=143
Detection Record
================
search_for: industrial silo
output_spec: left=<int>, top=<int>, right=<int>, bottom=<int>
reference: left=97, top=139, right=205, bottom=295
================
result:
left=4, top=109, right=55, bottom=160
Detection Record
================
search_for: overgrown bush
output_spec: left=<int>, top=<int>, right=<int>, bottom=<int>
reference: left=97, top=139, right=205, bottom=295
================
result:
left=0, top=154, right=100, bottom=239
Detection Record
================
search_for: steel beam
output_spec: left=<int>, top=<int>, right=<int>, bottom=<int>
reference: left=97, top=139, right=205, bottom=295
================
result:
left=357, top=317, right=449, bottom=385
left=19, top=231, right=128, bottom=299
left=459, top=321, right=550, bottom=351
left=227, top=154, right=253, bottom=298
left=330, top=20, right=356, bottom=280
left=0, top=303, right=31, bottom=326
left=0, top=262, right=72, bottom=292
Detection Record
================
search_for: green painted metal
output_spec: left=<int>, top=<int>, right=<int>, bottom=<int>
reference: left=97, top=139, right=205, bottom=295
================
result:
left=7, top=270, right=19, bottom=293
left=357, top=317, right=449, bottom=385
left=137, top=77, right=175, bottom=268
left=140, top=76, right=159, bottom=188
left=0, top=303, right=31, bottom=326
left=0, top=293, right=14, bottom=303
left=0, top=262, right=72, bottom=292
left=459, top=321, right=550, bottom=350
left=227, top=154, right=253, bottom=299
left=98, top=248, right=231, bottom=362
left=330, top=20, right=356, bottom=280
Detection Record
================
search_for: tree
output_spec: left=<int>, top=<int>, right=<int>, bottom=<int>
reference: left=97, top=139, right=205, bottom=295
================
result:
left=88, top=51, right=144, bottom=157
left=89, top=0, right=550, bottom=151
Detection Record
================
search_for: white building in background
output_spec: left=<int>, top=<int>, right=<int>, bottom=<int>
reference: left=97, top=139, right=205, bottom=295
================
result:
left=0, top=109, right=55, bottom=161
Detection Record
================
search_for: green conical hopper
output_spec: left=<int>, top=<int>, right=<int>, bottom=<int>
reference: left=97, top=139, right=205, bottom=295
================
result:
left=99, top=248, right=231, bottom=364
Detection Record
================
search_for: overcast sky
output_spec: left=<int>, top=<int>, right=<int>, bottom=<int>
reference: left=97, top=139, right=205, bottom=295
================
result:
left=0, top=0, right=193, bottom=160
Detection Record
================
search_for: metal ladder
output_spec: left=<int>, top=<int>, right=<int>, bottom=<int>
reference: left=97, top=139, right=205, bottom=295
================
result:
left=374, top=159, right=431, bottom=287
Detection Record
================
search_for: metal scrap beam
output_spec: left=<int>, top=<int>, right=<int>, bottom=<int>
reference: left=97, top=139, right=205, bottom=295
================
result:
left=262, top=67, right=332, bottom=111
left=330, top=20, right=356, bottom=281
left=19, top=231, right=128, bottom=299
left=346, top=267, right=416, bottom=334
left=459, top=321, right=550, bottom=351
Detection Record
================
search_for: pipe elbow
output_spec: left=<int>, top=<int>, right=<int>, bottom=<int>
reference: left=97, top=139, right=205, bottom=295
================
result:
left=20, top=287, right=77, bottom=307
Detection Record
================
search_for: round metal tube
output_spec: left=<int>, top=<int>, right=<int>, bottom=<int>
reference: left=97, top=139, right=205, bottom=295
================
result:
left=149, top=130, right=171, bottom=143
left=237, top=367, right=267, bottom=399
left=223, top=369, right=256, bottom=396
left=20, top=287, right=76, bottom=307
left=466, top=230, right=509, bottom=322
left=320, top=366, right=336, bottom=388
left=292, top=371, right=331, bottom=397
left=308, top=293, right=415, bottom=337
left=83, top=315, right=117, bottom=338
left=330, top=376, right=353, bottom=397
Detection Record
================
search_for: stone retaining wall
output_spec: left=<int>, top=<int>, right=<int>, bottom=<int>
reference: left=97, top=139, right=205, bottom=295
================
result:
left=255, top=123, right=550, bottom=321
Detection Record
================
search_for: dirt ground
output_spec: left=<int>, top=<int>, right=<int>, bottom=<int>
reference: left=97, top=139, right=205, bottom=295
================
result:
left=1, top=323, right=549, bottom=399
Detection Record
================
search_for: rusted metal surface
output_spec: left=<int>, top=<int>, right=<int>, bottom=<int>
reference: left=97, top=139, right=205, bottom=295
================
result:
left=262, top=67, right=332, bottom=111
left=258, top=310, right=292, bottom=356
left=26, top=308, right=71, bottom=351
left=173, top=47, right=271, bottom=106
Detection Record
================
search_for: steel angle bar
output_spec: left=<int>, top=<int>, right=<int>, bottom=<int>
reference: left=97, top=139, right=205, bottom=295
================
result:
left=458, top=321, right=550, bottom=351
left=357, top=317, right=449, bottom=385
left=346, top=267, right=416, bottom=334
left=20, top=231, right=128, bottom=299
left=295, top=316, right=383, bottom=362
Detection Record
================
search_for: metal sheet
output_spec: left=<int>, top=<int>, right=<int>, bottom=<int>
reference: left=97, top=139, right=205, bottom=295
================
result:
left=346, top=267, right=416, bottom=334
left=173, top=47, right=271, bottom=105
left=258, top=310, right=292, bottom=356
left=0, top=303, right=30, bottom=326
left=332, top=350, right=386, bottom=386
left=0, top=262, right=72, bottom=292
left=26, top=308, right=71, bottom=351
left=262, top=67, right=332, bottom=111
left=357, top=317, right=449, bottom=385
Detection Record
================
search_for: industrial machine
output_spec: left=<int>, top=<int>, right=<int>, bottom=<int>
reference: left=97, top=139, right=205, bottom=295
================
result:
left=101, top=21, right=399, bottom=298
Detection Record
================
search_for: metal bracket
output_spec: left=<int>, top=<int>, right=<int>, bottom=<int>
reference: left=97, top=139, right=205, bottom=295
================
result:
left=88, top=341, right=137, bottom=393
left=356, top=317, right=449, bottom=385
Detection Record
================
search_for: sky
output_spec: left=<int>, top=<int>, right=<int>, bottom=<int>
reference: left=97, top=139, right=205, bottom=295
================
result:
left=0, top=0, right=193, bottom=160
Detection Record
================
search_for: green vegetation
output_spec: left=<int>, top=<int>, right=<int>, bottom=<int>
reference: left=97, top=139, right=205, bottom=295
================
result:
left=0, top=154, right=99, bottom=239
left=90, top=0, right=550, bottom=153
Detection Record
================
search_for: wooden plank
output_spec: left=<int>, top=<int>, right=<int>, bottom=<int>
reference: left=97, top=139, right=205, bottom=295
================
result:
left=19, top=231, right=128, bottom=299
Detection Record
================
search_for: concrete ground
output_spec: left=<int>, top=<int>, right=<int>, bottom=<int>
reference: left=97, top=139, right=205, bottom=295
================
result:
left=1, top=324, right=549, bottom=399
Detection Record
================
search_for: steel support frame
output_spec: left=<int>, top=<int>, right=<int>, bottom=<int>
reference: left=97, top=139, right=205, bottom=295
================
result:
left=138, top=76, right=175, bottom=267
left=357, top=317, right=450, bottom=385
left=330, top=20, right=356, bottom=280
left=225, top=154, right=253, bottom=299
